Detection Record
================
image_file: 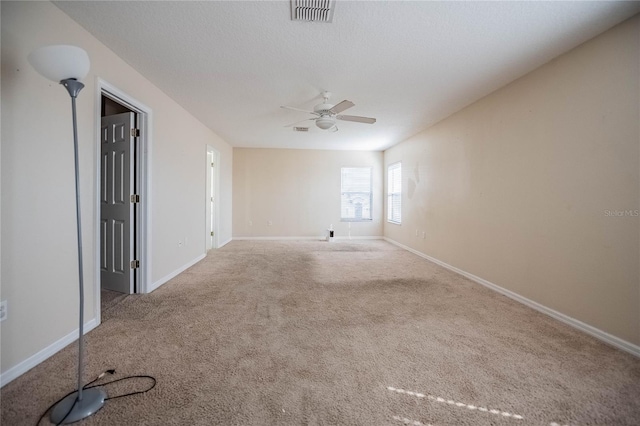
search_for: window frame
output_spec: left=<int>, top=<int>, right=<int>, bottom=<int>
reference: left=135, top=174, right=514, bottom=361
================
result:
left=340, top=166, right=373, bottom=222
left=387, top=162, right=402, bottom=224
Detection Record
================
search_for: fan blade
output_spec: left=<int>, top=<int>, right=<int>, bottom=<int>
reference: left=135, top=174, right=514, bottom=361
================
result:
left=280, top=105, right=319, bottom=115
left=329, top=100, right=354, bottom=114
left=284, top=118, right=316, bottom=127
left=336, top=115, right=376, bottom=124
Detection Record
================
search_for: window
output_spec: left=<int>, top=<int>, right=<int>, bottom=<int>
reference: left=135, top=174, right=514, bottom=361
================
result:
left=341, top=167, right=372, bottom=221
left=387, top=162, right=401, bottom=224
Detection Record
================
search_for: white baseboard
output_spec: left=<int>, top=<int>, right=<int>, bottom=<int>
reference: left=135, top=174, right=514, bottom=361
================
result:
left=148, top=253, right=206, bottom=293
left=383, top=237, right=640, bottom=358
left=218, top=238, right=233, bottom=248
left=233, top=236, right=326, bottom=241
left=1, top=318, right=98, bottom=388
left=232, top=236, right=384, bottom=241
left=336, top=236, right=384, bottom=240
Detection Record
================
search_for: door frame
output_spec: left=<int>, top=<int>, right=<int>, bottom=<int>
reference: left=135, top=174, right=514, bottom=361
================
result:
left=206, top=145, right=220, bottom=251
left=94, top=78, right=153, bottom=324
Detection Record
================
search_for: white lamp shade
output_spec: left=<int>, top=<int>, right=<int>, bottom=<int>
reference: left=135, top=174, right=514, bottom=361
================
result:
left=28, top=45, right=90, bottom=82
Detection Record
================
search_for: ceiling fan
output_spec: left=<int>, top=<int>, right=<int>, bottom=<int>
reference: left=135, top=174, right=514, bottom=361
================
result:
left=281, top=91, right=376, bottom=132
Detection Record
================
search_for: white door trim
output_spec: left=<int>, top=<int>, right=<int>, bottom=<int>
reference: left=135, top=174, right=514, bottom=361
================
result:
left=206, top=145, right=220, bottom=250
left=94, top=78, right=153, bottom=326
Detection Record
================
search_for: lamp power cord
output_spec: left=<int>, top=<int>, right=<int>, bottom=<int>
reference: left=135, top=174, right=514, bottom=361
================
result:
left=36, top=369, right=156, bottom=425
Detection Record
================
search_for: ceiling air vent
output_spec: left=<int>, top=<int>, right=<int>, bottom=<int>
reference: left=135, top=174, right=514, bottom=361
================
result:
left=293, top=127, right=309, bottom=132
left=291, top=0, right=335, bottom=23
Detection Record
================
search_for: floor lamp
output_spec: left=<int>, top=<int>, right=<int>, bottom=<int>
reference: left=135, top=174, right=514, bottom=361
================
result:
left=28, top=45, right=107, bottom=424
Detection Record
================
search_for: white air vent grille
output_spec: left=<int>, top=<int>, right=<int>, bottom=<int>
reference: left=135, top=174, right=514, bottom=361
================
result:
left=291, top=0, right=335, bottom=23
left=293, top=127, right=309, bottom=132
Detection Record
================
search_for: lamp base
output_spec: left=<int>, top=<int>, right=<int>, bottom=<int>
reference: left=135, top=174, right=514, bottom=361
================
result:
left=50, top=387, right=106, bottom=424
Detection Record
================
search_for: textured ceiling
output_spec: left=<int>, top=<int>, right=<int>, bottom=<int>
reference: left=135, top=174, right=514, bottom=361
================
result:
left=55, top=1, right=640, bottom=151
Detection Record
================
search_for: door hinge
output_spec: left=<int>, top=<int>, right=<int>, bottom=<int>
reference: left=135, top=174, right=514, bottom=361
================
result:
left=130, top=260, right=140, bottom=269
left=210, top=231, right=214, bottom=236
left=211, top=162, right=215, bottom=168
left=130, top=194, right=140, bottom=203
left=131, top=128, right=140, bottom=137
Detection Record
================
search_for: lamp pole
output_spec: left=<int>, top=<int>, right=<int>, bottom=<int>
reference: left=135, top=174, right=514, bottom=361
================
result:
left=48, top=81, right=107, bottom=425
left=64, top=78, right=87, bottom=404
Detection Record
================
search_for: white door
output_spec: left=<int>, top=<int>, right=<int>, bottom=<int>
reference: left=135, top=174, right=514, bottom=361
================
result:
left=101, top=112, right=135, bottom=294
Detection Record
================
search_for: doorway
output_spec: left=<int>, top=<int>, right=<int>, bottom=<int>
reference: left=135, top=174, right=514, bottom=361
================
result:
left=95, top=80, right=151, bottom=324
left=101, top=98, right=137, bottom=290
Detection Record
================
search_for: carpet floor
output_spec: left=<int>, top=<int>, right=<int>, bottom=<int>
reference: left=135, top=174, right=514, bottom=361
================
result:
left=2, top=240, right=639, bottom=425
left=100, top=289, right=128, bottom=317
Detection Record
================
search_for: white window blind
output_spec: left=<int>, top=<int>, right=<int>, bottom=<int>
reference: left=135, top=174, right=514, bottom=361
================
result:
left=341, top=167, right=372, bottom=221
left=387, top=162, right=401, bottom=224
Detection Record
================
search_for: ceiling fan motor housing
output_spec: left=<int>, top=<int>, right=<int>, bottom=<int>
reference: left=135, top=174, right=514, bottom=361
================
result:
left=314, top=103, right=334, bottom=114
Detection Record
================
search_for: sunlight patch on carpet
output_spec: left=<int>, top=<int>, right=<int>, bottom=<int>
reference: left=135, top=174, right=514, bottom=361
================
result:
left=392, top=415, right=433, bottom=426
left=387, top=386, right=524, bottom=420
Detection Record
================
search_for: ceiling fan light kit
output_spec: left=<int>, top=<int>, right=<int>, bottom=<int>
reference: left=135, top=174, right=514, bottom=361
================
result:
left=316, top=117, right=336, bottom=130
left=281, top=91, right=376, bottom=133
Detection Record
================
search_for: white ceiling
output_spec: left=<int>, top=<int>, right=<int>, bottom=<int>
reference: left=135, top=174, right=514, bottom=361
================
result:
left=55, top=1, right=640, bottom=151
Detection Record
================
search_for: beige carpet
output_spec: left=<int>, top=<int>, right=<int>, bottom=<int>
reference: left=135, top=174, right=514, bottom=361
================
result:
left=2, top=240, right=639, bottom=425
left=100, top=289, right=128, bottom=317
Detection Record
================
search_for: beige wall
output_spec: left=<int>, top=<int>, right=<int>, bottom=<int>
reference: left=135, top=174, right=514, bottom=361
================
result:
left=234, top=149, right=383, bottom=238
left=1, top=1, right=233, bottom=377
left=385, top=16, right=639, bottom=345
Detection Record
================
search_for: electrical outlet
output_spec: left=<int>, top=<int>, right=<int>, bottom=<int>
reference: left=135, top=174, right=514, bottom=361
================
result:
left=415, top=229, right=419, bottom=237
left=421, top=231, right=426, bottom=239
left=0, top=300, right=7, bottom=322
left=248, top=220, right=253, bottom=226
left=268, top=220, right=273, bottom=226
